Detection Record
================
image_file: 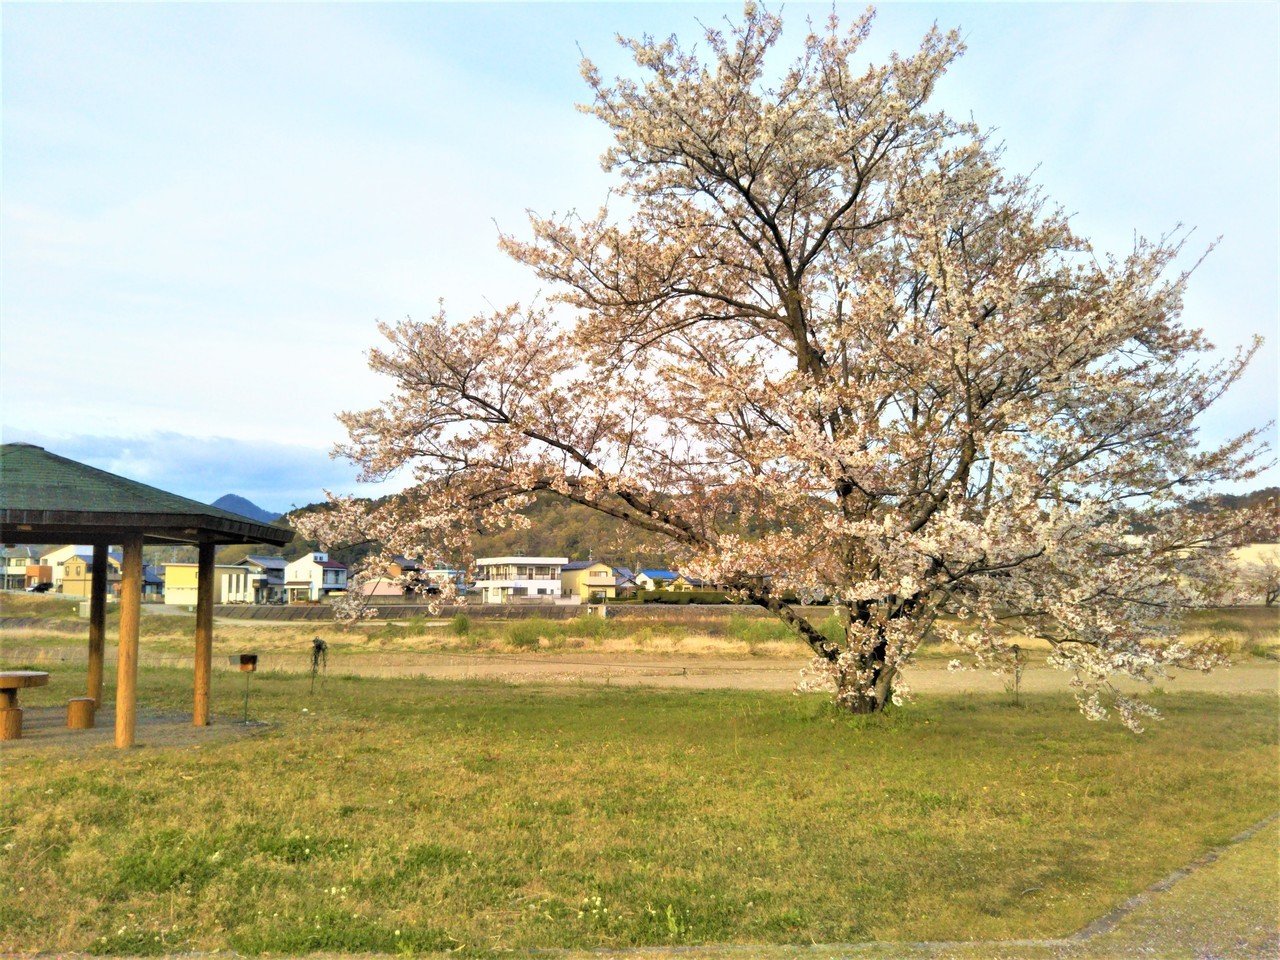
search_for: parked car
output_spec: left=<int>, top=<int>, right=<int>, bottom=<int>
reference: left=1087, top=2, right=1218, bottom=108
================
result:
left=25, top=582, right=54, bottom=593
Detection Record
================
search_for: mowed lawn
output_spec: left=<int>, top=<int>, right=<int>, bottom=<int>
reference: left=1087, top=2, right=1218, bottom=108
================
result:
left=1, top=667, right=1276, bottom=956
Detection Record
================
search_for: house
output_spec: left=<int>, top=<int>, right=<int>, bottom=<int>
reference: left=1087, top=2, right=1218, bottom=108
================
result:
left=60, top=551, right=123, bottom=598
left=613, top=567, right=638, bottom=598
left=164, top=563, right=258, bottom=605
left=474, top=556, right=567, bottom=604
left=359, top=556, right=467, bottom=597
left=23, top=561, right=53, bottom=589
left=39, top=544, right=91, bottom=588
left=635, top=569, right=679, bottom=591
left=1, top=546, right=39, bottom=590
left=141, top=564, right=165, bottom=599
left=234, top=555, right=288, bottom=604
left=670, top=573, right=714, bottom=592
left=284, top=552, right=348, bottom=603
left=561, top=560, right=619, bottom=602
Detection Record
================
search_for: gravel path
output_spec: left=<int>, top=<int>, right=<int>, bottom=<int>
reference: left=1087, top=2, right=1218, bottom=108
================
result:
left=5, top=643, right=1279, bottom=695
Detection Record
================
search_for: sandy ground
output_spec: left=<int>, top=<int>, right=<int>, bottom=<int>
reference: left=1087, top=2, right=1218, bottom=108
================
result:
left=5, top=641, right=1278, bottom=695
left=0, top=703, right=269, bottom=754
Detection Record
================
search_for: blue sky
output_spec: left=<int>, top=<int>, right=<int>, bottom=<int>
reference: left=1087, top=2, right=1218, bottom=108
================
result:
left=3, top=2, right=1277, bottom=512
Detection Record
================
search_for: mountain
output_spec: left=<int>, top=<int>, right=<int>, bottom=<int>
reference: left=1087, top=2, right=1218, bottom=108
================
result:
left=211, top=494, right=281, bottom=524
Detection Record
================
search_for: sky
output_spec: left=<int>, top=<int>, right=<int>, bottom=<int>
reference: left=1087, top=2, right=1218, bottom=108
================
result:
left=2, top=2, right=1277, bottom=513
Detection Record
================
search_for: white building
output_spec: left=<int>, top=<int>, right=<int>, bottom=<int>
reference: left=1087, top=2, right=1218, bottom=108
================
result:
left=474, top=556, right=568, bottom=604
left=284, top=552, right=348, bottom=603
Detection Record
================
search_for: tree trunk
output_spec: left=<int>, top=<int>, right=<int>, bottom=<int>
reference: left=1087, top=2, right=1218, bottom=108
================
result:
left=746, top=592, right=899, bottom=713
left=833, top=621, right=898, bottom=714
left=835, top=657, right=897, bottom=714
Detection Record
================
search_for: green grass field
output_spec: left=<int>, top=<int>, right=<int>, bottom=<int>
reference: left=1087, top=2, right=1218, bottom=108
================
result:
left=1, top=666, right=1275, bottom=957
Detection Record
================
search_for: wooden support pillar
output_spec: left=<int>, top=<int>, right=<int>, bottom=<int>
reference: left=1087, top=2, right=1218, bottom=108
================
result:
left=114, top=533, right=144, bottom=748
left=87, top=542, right=108, bottom=706
left=193, top=541, right=215, bottom=726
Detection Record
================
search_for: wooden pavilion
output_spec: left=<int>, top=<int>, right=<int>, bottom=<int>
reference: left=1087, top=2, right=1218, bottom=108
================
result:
left=0, top=442, right=293, bottom=747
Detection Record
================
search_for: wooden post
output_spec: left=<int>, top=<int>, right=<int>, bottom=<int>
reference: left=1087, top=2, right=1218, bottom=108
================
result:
left=87, top=542, right=108, bottom=705
left=114, top=533, right=144, bottom=748
left=193, top=541, right=215, bottom=726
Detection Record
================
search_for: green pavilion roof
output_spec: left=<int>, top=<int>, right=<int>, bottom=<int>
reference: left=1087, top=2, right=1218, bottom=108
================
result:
left=0, top=442, right=293, bottom=546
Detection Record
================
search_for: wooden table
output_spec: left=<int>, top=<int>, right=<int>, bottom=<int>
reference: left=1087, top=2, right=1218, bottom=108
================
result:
left=0, top=671, right=50, bottom=740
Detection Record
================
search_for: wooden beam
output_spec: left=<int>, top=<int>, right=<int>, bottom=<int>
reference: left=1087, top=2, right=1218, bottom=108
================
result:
left=114, top=533, right=144, bottom=748
left=193, top=541, right=215, bottom=726
left=87, top=543, right=108, bottom=705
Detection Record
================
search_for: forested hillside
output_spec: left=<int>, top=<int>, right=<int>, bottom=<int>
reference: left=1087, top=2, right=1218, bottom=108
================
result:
left=272, top=492, right=679, bottom=570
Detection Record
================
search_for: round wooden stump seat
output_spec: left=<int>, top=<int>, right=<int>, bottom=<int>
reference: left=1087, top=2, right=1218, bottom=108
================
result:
left=0, top=708, right=22, bottom=740
left=0, top=671, right=50, bottom=740
left=67, top=697, right=96, bottom=730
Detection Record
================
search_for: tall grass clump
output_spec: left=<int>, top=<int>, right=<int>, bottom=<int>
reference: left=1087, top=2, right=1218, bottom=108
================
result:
left=449, top=613, right=471, bottom=637
left=728, top=614, right=798, bottom=645
left=368, top=615, right=428, bottom=642
left=569, top=613, right=610, bottom=641
left=508, top=618, right=552, bottom=650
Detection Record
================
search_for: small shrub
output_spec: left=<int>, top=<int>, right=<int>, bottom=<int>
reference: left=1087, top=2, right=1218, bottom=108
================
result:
left=449, top=613, right=471, bottom=637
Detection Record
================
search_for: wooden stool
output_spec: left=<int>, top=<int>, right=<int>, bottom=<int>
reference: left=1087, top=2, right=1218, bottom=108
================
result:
left=0, top=671, right=50, bottom=740
left=0, top=708, right=21, bottom=740
left=67, top=697, right=96, bottom=730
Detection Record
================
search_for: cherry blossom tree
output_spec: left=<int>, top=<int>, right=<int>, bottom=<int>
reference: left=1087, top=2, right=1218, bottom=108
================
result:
left=1242, top=555, right=1280, bottom=607
left=299, top=5, right=1268, bottom=727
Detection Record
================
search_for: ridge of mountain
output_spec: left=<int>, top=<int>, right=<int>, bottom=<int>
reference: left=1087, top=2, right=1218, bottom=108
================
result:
left=210, top=494, right=281, bottom=524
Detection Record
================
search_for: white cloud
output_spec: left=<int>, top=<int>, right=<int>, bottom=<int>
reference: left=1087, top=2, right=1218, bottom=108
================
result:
left=1, top=428, right=405, bottom=513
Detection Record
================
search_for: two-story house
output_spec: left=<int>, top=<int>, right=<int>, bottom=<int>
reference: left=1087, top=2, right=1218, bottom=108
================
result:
left=39, top=544, right=91, bottom=589
left=474, top=556, right=567, bottom=604
left=635, top=568, right=679, bottom=591
left=358, top=556, right=468, bottom=597
left=234, top=555, right=288, bottom=604
left=60, top=551, right=122, bottom=598
left=561, top=560, right=619, bottom=602
left=64, top=553, right=164, bottom=599
left=1, top=546, right=40, bottom=590
left=284, top=552, right=348, bottom=603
